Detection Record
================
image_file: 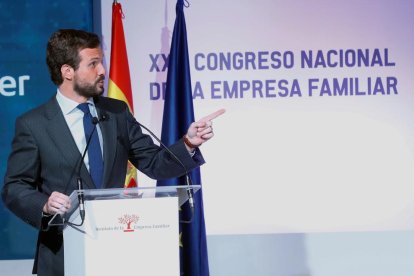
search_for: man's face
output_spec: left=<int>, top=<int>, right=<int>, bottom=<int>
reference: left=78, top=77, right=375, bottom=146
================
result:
left=73, top=47, right=105, bottom=98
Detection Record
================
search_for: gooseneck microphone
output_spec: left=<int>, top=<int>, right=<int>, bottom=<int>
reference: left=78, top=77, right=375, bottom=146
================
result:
left=69, top=115, right=105, bottom=226
left=136, top=121, right=195, bottom=223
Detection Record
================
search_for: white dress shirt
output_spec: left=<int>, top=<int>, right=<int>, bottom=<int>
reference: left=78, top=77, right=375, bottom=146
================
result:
left=55, top=90, right=104, bottom=171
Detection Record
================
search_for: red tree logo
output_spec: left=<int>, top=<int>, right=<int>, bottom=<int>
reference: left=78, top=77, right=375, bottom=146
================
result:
left=118, top=214, right=139, bottom=232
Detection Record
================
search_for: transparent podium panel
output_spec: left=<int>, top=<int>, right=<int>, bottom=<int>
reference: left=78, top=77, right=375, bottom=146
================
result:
left=48, top=185, right=200, bottom=227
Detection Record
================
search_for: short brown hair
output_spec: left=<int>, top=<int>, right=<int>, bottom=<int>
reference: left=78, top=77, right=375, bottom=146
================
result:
left=46, top=29, right=101, bottom=85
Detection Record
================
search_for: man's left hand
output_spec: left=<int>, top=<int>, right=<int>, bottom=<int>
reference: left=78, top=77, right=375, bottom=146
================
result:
left=184, top=109, right=225, bottom=150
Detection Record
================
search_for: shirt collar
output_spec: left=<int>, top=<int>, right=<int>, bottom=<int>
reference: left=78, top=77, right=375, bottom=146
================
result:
left=56, top=89, right=95, bottom=115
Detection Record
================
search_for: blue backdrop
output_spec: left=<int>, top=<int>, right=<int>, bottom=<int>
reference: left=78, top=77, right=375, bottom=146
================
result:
left=0, top=0, right=93, bottom=259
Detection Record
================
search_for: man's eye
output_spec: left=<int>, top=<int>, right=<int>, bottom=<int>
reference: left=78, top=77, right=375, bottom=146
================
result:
left=90, top=62, right=97, bottom=67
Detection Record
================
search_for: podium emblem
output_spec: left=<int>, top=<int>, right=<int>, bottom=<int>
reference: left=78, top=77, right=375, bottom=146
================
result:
left=118, top=214, right=140, bottom=232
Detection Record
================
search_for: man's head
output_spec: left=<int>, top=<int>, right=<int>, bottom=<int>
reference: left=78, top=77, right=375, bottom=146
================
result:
left=47, top=29, right=101, bottom=85
left=46, top=29, right=105, bottom=98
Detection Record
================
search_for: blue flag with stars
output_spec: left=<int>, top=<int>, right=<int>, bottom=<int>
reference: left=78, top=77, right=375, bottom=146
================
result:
left=157, top=0, right=210, bottom=275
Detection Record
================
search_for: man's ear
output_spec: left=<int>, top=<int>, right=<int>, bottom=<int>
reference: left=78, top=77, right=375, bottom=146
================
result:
left=61, top=64, right=74, bottom=81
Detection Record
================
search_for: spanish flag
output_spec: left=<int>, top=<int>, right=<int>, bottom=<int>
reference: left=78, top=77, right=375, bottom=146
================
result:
left=108, top=1, right=137, bottom=188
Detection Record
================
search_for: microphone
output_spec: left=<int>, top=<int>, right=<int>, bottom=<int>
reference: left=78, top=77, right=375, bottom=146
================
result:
left=136, top=121, right=195, bottom=223
left=73, top=116, right=101, bottom=226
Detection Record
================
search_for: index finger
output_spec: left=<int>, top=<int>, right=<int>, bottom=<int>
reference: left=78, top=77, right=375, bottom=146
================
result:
left=199, top=109, right=226, bottom=122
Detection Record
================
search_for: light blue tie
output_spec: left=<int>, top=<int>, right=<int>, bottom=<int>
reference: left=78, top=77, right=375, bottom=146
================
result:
left=78, top=103, right=103, bottom=188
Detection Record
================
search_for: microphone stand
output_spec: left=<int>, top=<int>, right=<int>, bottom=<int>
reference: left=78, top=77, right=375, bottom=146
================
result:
left=137, top=122, right=195, bottom=223
left=67, top=117, right=100, bottom=227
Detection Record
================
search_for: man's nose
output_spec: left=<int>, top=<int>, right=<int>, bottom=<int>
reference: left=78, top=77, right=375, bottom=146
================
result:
left=97, top=63, right=105, bottom=76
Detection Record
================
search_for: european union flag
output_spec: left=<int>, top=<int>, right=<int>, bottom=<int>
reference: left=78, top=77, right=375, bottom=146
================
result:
left=157, top=0, right=210, bottom=275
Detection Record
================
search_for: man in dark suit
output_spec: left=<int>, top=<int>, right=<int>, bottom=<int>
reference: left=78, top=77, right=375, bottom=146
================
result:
left=2, top=29, right=222, bottom=276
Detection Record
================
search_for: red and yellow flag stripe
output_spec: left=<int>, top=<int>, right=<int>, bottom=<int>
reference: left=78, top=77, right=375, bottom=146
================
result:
left=108, top=1, right=137, bottom=188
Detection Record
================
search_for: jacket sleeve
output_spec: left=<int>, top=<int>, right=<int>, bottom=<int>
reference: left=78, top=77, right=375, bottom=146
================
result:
left=124, top=109, right=205, bottom=180
left=2, top=116, right=49, bottom=229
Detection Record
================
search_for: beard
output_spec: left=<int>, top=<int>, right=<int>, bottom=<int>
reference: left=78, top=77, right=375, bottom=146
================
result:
left=74, top=75, right=105, bottom=98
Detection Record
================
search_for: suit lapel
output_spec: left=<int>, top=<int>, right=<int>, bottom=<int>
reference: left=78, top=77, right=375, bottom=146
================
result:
left=44, top=97, right=96, bottom=191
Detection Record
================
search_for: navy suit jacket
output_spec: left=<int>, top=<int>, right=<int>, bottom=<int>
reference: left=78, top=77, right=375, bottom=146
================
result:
left=2, top=95, right=204, bottom=275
